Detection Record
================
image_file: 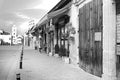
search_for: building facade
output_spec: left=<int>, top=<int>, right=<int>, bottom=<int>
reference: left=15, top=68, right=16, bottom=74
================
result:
left=30, top=0, right=120, bottom=80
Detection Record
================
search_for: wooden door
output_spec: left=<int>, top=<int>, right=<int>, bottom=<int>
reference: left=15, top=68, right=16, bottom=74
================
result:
left=79, top=0, right=103, bottom=77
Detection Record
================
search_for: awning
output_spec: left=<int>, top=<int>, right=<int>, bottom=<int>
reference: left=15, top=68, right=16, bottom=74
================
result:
left=37, top=14, right=48, bottom=26
left=48, top=2, right=72, bottom=19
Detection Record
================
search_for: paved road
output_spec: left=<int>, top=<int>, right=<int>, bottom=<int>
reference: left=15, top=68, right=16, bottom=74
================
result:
left=0, top=45, right=21, bottom=80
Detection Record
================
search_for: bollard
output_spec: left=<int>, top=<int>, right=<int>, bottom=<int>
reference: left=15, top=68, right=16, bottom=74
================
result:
left=16, top=73, right=21, bottom=80
left=21, top=52, right=23, bottom=56
left=20, top=60, right=22, bottom=69
left=19, top=46, right=23, bottom=69
left=20, top=54, right=23, bottom=60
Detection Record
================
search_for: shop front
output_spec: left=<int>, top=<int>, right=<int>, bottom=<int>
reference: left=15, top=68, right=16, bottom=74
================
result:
left=38, top=24, right=47, bottom=52
left=54, top=15, right=70, bottom=57
left=47, top=0, right=72, bottom=59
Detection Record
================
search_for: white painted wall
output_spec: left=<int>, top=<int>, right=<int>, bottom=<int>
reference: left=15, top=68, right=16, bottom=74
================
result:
left=69, top=1, right=79, bottom=65
left=102, top=0, right=117, bottom=80
left=0, top=35, right=11, bottom=44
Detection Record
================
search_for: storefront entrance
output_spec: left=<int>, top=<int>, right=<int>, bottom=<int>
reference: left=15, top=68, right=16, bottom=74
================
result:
left=55, top=15, right=70, bottom=57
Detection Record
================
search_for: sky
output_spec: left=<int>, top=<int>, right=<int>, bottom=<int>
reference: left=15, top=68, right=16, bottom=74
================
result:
left=0, top=0, right=60, bottom=35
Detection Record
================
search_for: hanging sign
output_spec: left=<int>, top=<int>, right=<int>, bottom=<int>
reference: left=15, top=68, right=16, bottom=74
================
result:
left=58, top=15, right=70, bottom=26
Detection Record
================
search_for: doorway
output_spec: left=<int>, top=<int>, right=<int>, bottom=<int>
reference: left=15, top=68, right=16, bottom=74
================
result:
left=78, top=0, right=103, bottom=77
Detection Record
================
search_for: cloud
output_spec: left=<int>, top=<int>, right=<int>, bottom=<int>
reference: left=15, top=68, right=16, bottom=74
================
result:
left=19, top=9, right=47, bottom=19
left=16, top=12, right=30, bottom=20
left=19, top=22, right=29, bottom=33
left=0, top=8, right=47, bottom=34
left=0, top=0, right=43, bottom=13
left=0, top=12, right=29, bottom=33
left=18, top=19, right=39, bottom=35
left=0, top=0, right=60, bottom=35
left=0, top=20, right=13, bottom=33
left=0, top=0, right=4, bottom=8
left=0, top=12, right=26, bottom=22
left=33, top=0, right=60, bottom=11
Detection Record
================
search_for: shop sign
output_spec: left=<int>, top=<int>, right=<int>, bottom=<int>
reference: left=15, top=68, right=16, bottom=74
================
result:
left=95, top=32, right=101, bottom=41
left=59, top=20, right=65, bottom=25
left=65, top=22, right=72, bottom=28
left=58, top=15, right=70, bottom=26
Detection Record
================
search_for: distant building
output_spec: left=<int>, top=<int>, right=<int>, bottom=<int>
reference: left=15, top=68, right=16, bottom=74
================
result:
left=0, top=29, right=11, bottom=45
left=12, top=26, right=17, bottom=44
left=16, top=35, right=22, bottom=45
